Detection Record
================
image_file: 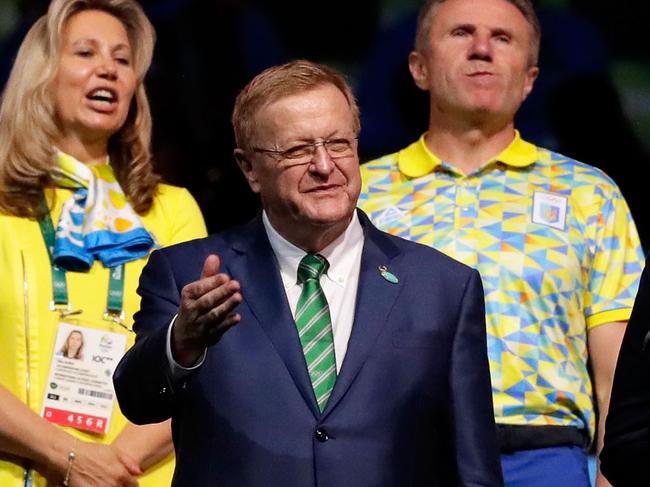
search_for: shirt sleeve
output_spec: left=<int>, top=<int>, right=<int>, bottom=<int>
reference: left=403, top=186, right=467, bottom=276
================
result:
left=165, top=314, right=207, bottom=380
left=584, top=182, right=645, bottom=328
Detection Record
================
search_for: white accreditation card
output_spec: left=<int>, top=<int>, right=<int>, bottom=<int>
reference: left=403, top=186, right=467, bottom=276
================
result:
left=41, top=322, right=128, bottom=434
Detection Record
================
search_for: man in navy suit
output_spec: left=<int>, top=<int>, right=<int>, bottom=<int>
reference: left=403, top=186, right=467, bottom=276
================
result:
left=114, top=60, right=503, bottom=486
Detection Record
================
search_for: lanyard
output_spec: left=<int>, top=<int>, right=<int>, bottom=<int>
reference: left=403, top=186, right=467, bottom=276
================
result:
left=38, top=199, right=126, bottom=326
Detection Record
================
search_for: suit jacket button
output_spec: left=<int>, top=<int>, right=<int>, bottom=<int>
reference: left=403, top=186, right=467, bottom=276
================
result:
left=314, top=428, right=329, bottom=442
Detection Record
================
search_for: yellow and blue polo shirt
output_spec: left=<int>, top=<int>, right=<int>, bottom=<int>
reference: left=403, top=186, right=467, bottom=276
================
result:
left=359, top=132, right=645, bottom=440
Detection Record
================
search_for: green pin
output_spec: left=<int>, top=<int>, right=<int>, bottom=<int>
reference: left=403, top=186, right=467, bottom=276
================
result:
left=379, top=265, right=399, bottom=284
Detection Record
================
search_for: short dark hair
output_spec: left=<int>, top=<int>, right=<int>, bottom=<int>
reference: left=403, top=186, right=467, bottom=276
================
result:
left=414, top=0, right=541, bottom=66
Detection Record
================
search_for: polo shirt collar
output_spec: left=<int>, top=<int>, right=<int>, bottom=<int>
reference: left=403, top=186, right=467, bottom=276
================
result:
left=397, top=130, right=538, bottom=178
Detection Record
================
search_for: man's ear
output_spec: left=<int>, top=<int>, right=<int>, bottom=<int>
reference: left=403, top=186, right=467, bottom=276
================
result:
left=522, top=65, right=540, bottom=101
left=408, top=50, right=430, bottom=91
left=234, top=148, right=261, bottom=194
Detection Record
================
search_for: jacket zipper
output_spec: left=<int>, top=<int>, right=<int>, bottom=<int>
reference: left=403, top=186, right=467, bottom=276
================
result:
left=21, top=251, right=33, bottom=487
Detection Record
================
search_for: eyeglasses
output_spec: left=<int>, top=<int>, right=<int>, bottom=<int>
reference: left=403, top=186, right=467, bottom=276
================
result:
left=252, top=137, right=358, bottom=167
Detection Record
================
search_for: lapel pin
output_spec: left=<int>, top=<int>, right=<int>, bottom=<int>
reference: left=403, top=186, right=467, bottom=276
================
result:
left=378, top=265, right=399, bottom=284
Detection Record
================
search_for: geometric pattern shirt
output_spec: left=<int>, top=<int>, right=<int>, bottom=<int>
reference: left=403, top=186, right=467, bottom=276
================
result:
left=359, top=132, right=645, bottom=440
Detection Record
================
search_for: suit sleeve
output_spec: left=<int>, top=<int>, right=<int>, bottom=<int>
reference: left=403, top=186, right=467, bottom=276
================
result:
left=601, top=265, right=650, bottom=486
left=451, top=269, right=504, bottom=486
left=113, top=248, right=183, bottom=425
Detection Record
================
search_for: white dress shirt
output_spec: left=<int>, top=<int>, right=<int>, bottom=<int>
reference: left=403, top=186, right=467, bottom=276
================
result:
left=263, top=211, right=364, bottom=372
left=167, top=211, right=365, bottom=375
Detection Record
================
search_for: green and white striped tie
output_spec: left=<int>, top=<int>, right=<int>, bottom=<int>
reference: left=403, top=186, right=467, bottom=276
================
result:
left=295, top=253, right=337, bottom=412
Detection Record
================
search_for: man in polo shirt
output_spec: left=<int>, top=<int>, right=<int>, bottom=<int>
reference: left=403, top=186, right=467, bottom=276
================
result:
left=358, top=0, right=645, bottom=485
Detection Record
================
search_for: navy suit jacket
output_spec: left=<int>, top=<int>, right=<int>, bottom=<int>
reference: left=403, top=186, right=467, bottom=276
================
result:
left=114, top=210, right=503, bottom=486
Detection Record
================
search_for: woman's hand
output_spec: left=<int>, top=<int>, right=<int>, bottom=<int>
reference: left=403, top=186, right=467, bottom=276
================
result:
left=0, top=385, right=142, bottom=486
left=48, top=440, right=142, bottom=487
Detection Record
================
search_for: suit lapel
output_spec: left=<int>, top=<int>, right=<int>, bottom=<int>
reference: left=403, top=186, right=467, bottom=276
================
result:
left=229, top=212, right=405, bottom=418
left=230, top=217, right=320, bottom=417
left=323, top=211, right=404, bottom=416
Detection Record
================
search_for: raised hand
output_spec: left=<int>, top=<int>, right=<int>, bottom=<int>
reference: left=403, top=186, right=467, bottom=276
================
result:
left=171, top=254, right=242, bottom=366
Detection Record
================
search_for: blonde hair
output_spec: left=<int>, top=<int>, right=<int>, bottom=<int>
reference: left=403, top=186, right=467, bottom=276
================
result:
left=414, top=0, right=541, bottom=66
left=232, top=60, right=360, bottom=152
left=0, top=0, right=159, bottom=217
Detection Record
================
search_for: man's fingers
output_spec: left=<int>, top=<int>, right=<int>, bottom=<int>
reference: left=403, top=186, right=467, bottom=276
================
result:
left=203, top=309, right=242, bottom=345
left=200, top=254, right=221, bottom=279
left=221, top=312, right=241, bottom=329
left=194, top=280, right=241, bottom=314
left=175, top=257, right=243, bottom=349
left=182, top=272, right=231, bottom=301
left=182, top=279, right=241, bottom=318
left=176, top=285, right=242, bottom=348
left=202, top=292, right=242, bottom=325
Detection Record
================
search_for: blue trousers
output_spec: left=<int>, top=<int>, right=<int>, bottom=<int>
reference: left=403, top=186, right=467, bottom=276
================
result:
left=501, top=446, right=591, bottom=487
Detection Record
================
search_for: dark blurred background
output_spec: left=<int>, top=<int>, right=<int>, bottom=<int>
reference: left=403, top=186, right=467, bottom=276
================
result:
left=1, top=0, right=649, bottom=250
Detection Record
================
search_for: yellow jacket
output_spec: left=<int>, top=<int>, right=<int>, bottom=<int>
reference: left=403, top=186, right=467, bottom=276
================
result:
left=0, top=180, right=207, bottom=486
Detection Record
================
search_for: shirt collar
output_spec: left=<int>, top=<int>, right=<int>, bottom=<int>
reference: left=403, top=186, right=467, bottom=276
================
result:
left=397, top=130, right=538, bottom=178
left=262, top=210, right=364, bottom=289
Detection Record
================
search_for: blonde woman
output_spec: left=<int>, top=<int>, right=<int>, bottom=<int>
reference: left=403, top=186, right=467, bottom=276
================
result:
left=0, top=0, right=206, bottom=485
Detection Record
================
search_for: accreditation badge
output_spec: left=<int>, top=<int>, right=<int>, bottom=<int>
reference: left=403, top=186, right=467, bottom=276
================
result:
left=41, top=322, right=127, bottom=434
left=532, top=191, right=568, bottom=231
